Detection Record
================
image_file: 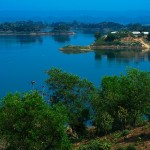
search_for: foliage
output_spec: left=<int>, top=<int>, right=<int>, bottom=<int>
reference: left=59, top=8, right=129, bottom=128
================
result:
left=62, top=45, right=90, bottom=51
left=0, top=92, right=71, bottom=150
left=93, top=37, right=121, bottom=46
left=105, top=33, right=119, bottom=42
left=46, top=68, right=95, bottom=136
left=127, top=23, right=143, bottom=31
left=95, top=112, right=114, bottom=134
left=118, top=106, right=128, bottom=130
left=126, top=145, right=137, bottom=150
left=78, top=139, right=112, bottom=150
left=92, top=68, right=150, bottom=132
left=0, top=21, right=45, bottom=33
left=52, top=24, right=70, bottom=32
left=95, top=32, right=101, bottom=40
left=122, top=130, right=130, bottom=137
left=116, top=147, right=126, bottom=150
left=113, top=132, right=122, bottom=143
left=116, top=145, right=137, bottom=150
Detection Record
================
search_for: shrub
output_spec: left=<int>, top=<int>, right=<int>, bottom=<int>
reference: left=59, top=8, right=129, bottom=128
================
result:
left=113, top=132, right=122, bottom=143
left=122, top=130, right=130, bottom=137
left=0, top=92, right=71, bottom=150
left=116, top=147, right=125, bottom=150
left=78, top=139, right=101, bottom=150
left=126, top=144, right=137, bottom=150
left=116, top=145, right=136, bottom=150
left=78, top=139, right=112, bottom=150
left=95, top=112, right=114, bottom=134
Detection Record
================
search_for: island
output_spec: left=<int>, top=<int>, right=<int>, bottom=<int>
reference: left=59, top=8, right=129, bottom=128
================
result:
left=60, top=45, right=92, bottom=54
left=0, top=21, right=75, bottom=35
left=60, top=31, right=150, bottom=53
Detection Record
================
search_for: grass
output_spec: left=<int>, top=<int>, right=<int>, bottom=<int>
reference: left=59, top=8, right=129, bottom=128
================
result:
left=73, top=121, right=150, bottom=150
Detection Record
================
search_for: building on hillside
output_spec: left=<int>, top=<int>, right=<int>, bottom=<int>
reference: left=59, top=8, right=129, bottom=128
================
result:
left=142, top=32, right=149, bottom=38
left=111, top=31, right=117, bottom=34
left=132, top=31, right=141, bottom=37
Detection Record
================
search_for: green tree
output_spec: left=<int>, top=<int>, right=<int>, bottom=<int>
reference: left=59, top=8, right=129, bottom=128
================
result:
left=118, top=106, right=128, bottom=130
left=52, top=24, right=70, bottom=33
left=46, top=68, right=95, bottom=136
left=92, top=68, right=150, bottom=131
left=95, top=112, right=114, bottom=134
left=94, top=32, right=101, bottom=41
left=105, top=33, right=118, bottom=42
left=0, top=92, right=71, bottom=150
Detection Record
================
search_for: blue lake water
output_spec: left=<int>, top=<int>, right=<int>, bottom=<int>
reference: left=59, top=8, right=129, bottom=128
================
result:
left=1, top=32, right=150, bottom=98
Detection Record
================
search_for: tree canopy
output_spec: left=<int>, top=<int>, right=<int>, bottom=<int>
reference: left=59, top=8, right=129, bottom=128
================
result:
left=0, top=92, right=71, bottom=150
left=46, top=68, right=95, bottom=135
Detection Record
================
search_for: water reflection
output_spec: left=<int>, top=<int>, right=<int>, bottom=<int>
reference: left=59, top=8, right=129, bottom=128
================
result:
left=94, top=50, right=150, bottom=64
left=16, top=36, right=43, bottom=45
left=51, top=35, right=70, bottom=43
left=0, top=35, right=43, bottom=45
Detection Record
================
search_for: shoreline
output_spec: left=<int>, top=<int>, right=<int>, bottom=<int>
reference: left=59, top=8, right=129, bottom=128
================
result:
left=60, top=45, right=145, bottom=53
left=60, top=38, right=150, bottom=52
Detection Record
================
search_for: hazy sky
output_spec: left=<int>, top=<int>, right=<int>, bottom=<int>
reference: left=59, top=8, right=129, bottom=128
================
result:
left=0, top=0, right=150, bottom=11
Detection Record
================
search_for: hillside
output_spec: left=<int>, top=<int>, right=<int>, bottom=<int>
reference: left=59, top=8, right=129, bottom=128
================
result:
left=73, top=122, right=150, bottom=150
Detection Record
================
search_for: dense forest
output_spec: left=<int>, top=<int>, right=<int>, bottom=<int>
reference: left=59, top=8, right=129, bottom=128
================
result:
left=0, top=21, right=46, bottom=33
left=1, top=21, right=150, bottom=34
left=0, top=68, right=150, bottom=149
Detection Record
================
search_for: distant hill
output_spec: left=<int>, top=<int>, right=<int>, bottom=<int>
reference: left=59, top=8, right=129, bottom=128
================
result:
left=0, top=10, right=150, bottom=24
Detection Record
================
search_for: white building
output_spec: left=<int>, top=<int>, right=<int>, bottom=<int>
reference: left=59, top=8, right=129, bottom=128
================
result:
left=142, top=32, right=149, bottom=35
left=111, top=31, right=117, bottom=34
left=132, top=31, right=141, bottom=35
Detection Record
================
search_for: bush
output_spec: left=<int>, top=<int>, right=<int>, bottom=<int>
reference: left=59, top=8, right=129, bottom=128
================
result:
left=78, top=139, right=112, bottom=150
left=126, top=145, right=137, bottom=150
left=116, top=147, right=125, bottom=150
left=78, top=139, right=101, bottom=150
left=0, top=92, right=71, bottom=150
left=122, top=130, right=130, bottom=137
left=95, top=112, right=114, bottom=134
left=113, top=132, right=122, bottom=143
left=116, top=145, right=136, bottom=150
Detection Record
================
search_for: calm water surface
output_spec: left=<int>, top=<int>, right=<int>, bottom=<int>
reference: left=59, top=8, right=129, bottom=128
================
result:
left=1, top=33, right=150, bottom=97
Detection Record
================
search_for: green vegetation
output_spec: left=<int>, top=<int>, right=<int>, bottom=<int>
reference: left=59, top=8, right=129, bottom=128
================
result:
left=1, top=68, right=150, bottom=149
left=46, top=68, right=95, bottom=136
left=92, top=68, right=150, bottom=133
left=93, top=32, right=142, bottom=47
left=78, top=139, right=112, bottom=150
left=116, top=145, right=137, bottom=150
left=1, top=21, right=150, bottom=35
left=0, top=21, right=45, bottom=33
left=60, top=45, right=91, bottom=52
left=93, top=36, right=121, bottom=46
left=51, top=22, right=150, bottom=34
left=94, top=32, right=101, bottom=40
left=0, top=92, right=71, bottom=149
left=51, top=24, right=71, bottom=33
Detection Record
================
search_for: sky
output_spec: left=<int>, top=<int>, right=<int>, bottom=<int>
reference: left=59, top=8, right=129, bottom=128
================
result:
left=0, top=0, right=150, bottom=11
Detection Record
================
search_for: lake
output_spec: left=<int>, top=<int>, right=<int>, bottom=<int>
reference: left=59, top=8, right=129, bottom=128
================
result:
left=1, top=32, right=150, bottom=98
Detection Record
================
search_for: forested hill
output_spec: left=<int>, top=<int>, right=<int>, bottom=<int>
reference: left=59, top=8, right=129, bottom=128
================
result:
left=0, top=10, right=150, bottom=24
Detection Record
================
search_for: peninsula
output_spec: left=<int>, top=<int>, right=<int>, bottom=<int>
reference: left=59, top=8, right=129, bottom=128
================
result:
left=60, top=31, right=150, bottom=53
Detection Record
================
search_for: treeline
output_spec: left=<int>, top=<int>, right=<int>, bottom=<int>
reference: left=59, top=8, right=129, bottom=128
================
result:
left=1, top=21, right=150, bottom=34
left=0, top=21, right=46, bottom=33
left=0, top=68, right=150, bottom=149
left=51, top=21, right=150, bottom=33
